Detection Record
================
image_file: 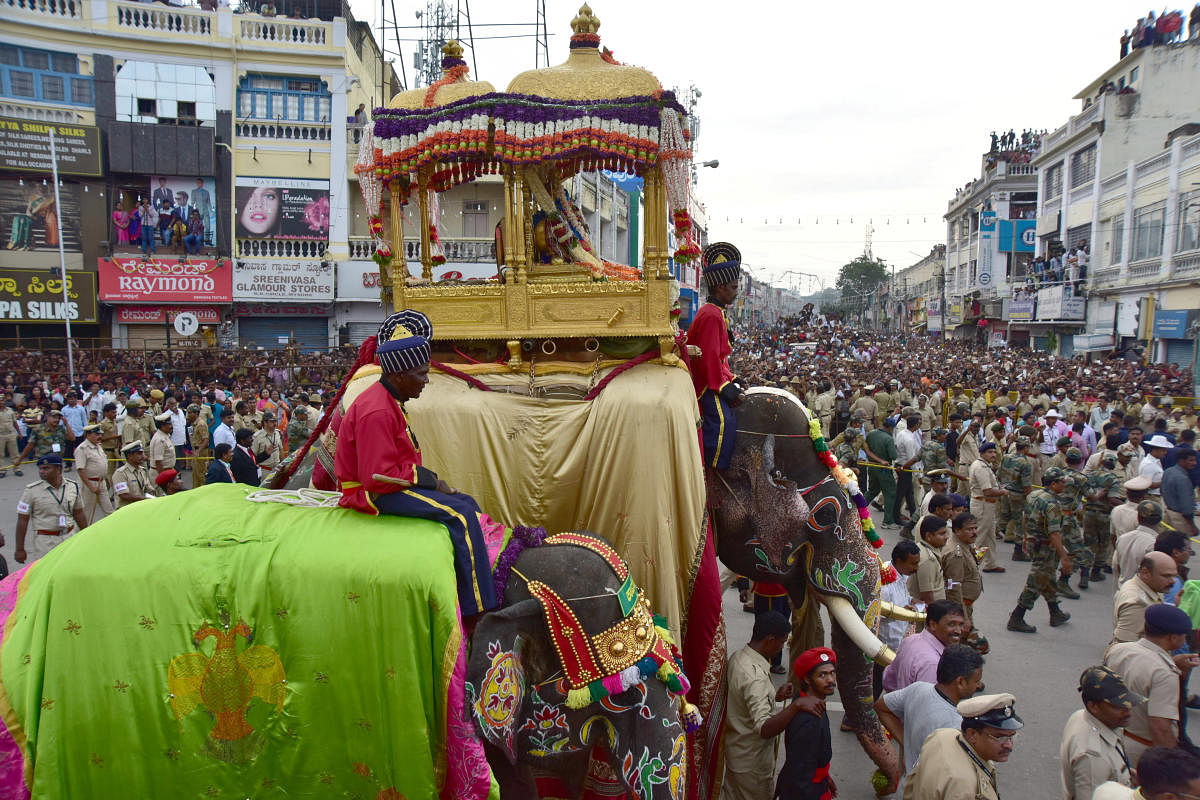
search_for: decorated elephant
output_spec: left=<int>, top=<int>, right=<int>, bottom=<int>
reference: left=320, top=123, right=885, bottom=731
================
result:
left=466, top=530, right=694, bottom=800
left=707, top=387, right=902, bottom=793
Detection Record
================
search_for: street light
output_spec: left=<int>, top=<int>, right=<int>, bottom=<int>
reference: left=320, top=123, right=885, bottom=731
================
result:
left=700, top=160, right=719, bottom=169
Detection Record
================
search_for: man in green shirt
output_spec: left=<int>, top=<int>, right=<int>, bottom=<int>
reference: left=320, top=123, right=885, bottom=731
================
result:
left=866, top=419, right=899, bottom=528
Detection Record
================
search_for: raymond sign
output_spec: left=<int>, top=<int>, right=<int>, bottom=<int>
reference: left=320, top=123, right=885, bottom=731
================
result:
left=0, top=268, right=97, bottom=323
left=98, top=258, right=232, bottom=303
left=115, top=307, right=222, bottom=324
left=0, top=118, right=103, bottom=177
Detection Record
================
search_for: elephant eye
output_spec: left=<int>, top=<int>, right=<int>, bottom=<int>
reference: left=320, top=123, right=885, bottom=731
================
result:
left=808, top=496, right=840, bottom=530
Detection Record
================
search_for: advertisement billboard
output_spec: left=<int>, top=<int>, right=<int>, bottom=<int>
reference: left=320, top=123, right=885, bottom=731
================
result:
left=977, top=210, right=996, bottom=288
left=115, top=306, right=222, bottom=325
left=1006, top=298, right=1036, bottom=321
left=0, top=176, right=81, bottom=252
left=98, top=257, right=232, bottom=303
left=0, top=268, right=96, bottom=323
left=150, top=175, right=217, bottom=247
left=234, top=177, right=329, bottom=241
left=0, top=118, right=102, bottom=177
left=997, top=219, right=1036, bottom=253
left=233, top=259, right=334, bottom=302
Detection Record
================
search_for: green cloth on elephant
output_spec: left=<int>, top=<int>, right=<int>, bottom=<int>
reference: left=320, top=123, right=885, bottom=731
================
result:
left=0, top=483, right=497, bottom=799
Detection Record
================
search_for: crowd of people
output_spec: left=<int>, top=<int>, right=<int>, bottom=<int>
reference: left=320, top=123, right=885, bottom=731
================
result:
left=718, top=312, right=1200, bottom=797
left=1120, top=7, right=1199, bottom=58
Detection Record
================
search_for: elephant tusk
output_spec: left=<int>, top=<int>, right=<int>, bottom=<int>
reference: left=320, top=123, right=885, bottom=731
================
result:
left=823, top=595, right=896, bottom=666
left=879, top=601, right=927, bottom=624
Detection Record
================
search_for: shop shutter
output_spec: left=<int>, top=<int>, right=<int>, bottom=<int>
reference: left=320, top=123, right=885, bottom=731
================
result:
left=1165, top=338, right=1193, bottom=366
left=1058, top=333, right=1075, bottom=358
left=1033, top=336, right=1050, bottom=352
left=238, top=317, right=329, bottom=352
left=345, top=322, right=377, bottom=347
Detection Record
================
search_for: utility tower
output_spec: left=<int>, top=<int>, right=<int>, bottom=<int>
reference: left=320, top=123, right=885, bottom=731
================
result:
left=534, top=0, right=550, bottom=68
left=411, top=0, right=477, bottom=86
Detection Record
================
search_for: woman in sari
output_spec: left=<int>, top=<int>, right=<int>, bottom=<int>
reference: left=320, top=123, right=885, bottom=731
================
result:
left=112, top=203, right=132, bottom=245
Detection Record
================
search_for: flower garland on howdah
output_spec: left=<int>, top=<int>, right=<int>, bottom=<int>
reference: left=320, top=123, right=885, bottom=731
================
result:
left=798, top=402, right=884, bottom=549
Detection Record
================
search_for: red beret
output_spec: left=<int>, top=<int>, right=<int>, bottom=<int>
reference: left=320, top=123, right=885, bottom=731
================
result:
left=793, top=647, right=837, bottom=680
left=154, top=468, right=179, bottom=487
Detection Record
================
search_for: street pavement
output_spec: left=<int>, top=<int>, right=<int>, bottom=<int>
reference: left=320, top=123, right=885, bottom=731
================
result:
left=0, top=472, right=1189, bottom=797
left=722, top=506, right=1200, bottom=800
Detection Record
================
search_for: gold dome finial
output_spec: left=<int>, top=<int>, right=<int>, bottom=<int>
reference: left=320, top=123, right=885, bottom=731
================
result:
left=441, top=39, right=464, bottom=59
left=571, top=4, right=600, bottom=36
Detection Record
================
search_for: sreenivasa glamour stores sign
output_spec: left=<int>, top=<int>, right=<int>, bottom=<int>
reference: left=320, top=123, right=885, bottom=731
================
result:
left=233, top=259, right=334, bottom=301
left=98, top=258, right=232, bottom=303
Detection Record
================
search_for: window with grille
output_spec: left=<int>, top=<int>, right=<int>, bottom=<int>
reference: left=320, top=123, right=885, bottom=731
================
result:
left=1178, top=191, right=1199, bottom=254
left=236, top=74, right=331, bottom=122
left=1132, top=202, right=1165, bottom=261
left=0, top=46, right=91, bottom=106
left=1069, top=145, right=1096, bottom=189
left=1108, top=217, right=1124, bottom=265
left=1045, top=162, right=1064, bottom=199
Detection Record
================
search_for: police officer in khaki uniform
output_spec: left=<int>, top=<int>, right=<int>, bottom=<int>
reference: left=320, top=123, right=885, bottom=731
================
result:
left=903, top=693, right=1023, bottom=800
left=1060, top=665, right=1141, bottom=800
left=187, top=404, right=210, bottom=489
left=112, top=442, right=153, bottom=507
left=0, top=391, right=18, bottom=477
left=148, top=412, right=176, bottom=475
left=73, top=423, right=113, bottom=523
left=13, top=453, right=89, bottom=563
left=251, top=412, right=283, bottom=471
left=99, top=402, right=121, bottom=479
left=121, top=399, right=153, bottom=451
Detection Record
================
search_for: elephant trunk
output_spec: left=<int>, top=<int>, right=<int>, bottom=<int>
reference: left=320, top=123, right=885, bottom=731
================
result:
left=830, top=618, right=901, bottom=797
left=823, top=596, right=895, bottom=666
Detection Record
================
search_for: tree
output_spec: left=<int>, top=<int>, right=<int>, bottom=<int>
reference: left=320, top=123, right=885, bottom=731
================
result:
left=835, top=255, right=889, bottom=317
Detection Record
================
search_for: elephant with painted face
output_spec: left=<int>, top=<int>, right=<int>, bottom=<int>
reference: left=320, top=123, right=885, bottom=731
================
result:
left=708, top=387, right=901, bottom=793
left=466, top=531, right=691, bottom=800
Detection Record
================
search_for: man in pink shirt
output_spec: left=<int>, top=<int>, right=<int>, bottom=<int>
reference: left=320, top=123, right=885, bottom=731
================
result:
left=881, top=600, right=967, bottom=692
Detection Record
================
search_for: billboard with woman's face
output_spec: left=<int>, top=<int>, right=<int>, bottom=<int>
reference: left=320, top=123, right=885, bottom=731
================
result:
left=234, top=176, right=329, bottom=240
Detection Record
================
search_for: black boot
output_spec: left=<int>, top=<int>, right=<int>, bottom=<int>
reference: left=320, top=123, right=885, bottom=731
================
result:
left=1090, top=566, right=1106, bottom=583
left=1049, top=603, right=1071, bottom=627
left=1078, top=567, right=1089, bottom=590
left=1056, top=575, right=1080, bottom=600
left=1013, top=545, right=1031, bottom=562
left=1007, top=606, right=1037, bottom=633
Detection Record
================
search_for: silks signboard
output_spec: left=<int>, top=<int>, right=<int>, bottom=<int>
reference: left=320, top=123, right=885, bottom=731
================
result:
left=98, top=257, right=232, bottom=303
left=0, top=267, right=97, bottom=322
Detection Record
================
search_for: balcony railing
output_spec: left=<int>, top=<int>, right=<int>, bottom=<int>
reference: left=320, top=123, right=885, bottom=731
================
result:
left=1173, top=251, right=1200, bottom=276
left=1092, top=266, right=1120, bottom=284
left=237, top=239, right=327, bottom=259
left=0, top=100, right=82, bottom=123
left=1128, top=258, right=1161, bottom=279
left=4, top=0, right=79, bottom=20
left=346, top=238, right=496, bottom=264
left=239, top=16, right=328, bottom=45
left=114, top=1, right=212, bottom=36
left=1069, top=184, right=1093, bottom=204
left=1100, top=171, right=1126, bottom=194
left=1135, top=152, right=1170, bottom=180
left=1072, top=103, right=1100, bottom=131
left=348, top=237, right=374, bottom=260
left=235, top=121, right=331, bottom=142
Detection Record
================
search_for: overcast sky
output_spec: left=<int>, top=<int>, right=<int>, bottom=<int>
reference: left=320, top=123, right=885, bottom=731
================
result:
left=351, top=0, right=1147, bottom=290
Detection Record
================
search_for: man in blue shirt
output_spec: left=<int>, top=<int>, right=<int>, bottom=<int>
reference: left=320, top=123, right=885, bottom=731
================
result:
left=1163, top=448, right=1197, bottom=537
left=60, top=391, right=87, bottom=471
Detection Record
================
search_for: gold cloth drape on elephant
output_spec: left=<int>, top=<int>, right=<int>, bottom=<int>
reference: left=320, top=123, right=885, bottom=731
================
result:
left=407, top=362, right=725, bottom=799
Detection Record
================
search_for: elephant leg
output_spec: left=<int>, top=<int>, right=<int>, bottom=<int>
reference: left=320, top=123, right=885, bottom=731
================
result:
left=481, top=740, right=539, bottom=800
left=831, top=620, right=900, bottom=796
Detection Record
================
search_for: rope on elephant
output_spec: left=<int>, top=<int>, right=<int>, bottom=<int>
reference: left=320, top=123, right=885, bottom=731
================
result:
left=244, top=488, right=343, bottom=508
left=429, top=359, right=494, bottom=392
left=582, top=349, right=659, bottom=401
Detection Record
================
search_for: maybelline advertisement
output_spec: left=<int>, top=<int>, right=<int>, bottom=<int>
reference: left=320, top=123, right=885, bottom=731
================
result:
left=234, top=176, right=329, bottom=241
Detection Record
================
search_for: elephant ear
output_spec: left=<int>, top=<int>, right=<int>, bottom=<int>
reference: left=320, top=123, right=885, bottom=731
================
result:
left=466, top=598, right=542, bottom=764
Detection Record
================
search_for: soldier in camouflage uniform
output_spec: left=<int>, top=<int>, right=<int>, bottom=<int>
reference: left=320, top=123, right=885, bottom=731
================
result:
left=1007, top=466, right=1073, bottom=634
left=13, top=408, right=73, bottom=468
left=996, top=436, right=1034, bottom=559
left=287, top=406, right=311, bottom=457
left=1083, top=451, right=1124, bottom=584
left=1055, top=448, right=1090, bottom=597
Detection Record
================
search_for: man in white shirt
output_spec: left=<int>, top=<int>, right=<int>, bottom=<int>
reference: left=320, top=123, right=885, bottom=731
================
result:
left=894, top=414, right=923, bottom=524
left=165, top=396, right=187, bottom=466
left=1090, top=399, right=1113, bottom=432
left=212, top=408, right=237, bottom=450
left=1040, top=409, right=1069, bottom=462
left=1138, top=436, right=1172, bottom=496
left=1113, top=501, right=1164, bottom=588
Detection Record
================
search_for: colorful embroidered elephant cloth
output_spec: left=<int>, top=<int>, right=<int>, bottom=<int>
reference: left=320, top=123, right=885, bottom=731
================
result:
left=0, top=483, right=498, bottom=800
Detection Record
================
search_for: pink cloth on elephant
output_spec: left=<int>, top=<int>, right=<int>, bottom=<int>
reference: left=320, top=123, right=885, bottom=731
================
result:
left=0, top=564, right=35, bottom=800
